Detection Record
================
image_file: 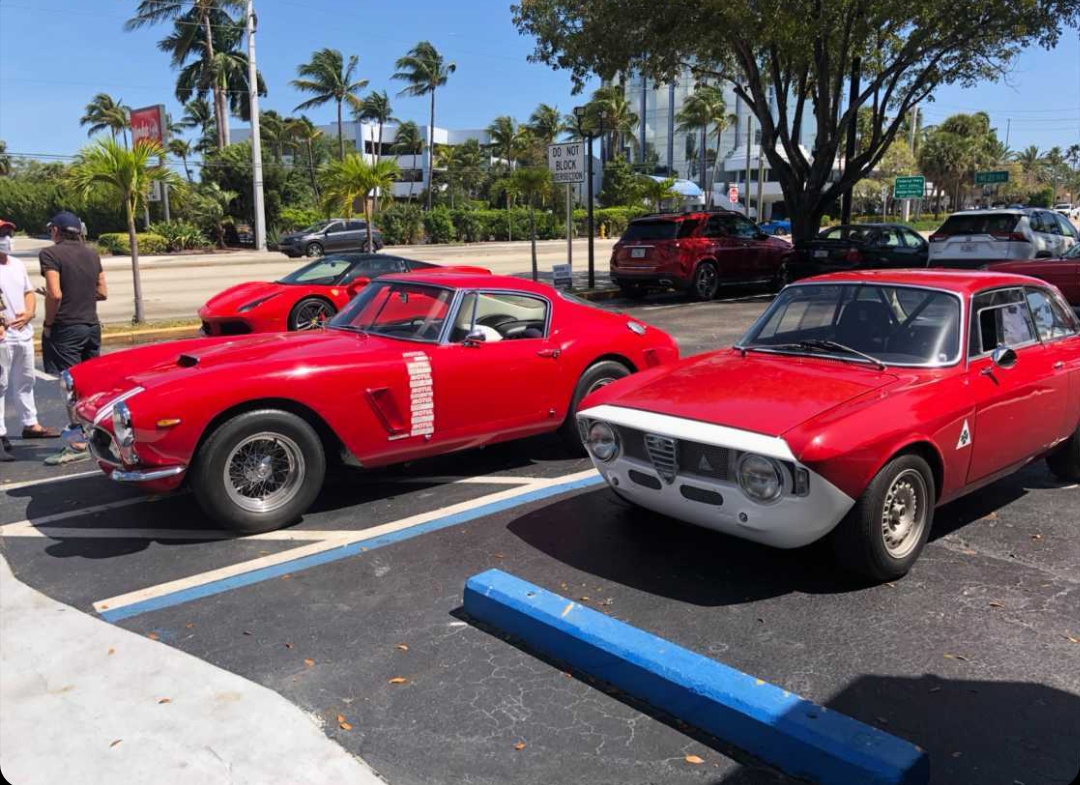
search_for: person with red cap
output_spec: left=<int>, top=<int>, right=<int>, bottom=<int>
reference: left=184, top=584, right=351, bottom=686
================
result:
left=1, top=219, right=60, bottom=462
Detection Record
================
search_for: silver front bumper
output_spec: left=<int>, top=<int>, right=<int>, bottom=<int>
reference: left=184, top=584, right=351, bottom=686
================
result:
left=111, top=466, right=187, bottom=483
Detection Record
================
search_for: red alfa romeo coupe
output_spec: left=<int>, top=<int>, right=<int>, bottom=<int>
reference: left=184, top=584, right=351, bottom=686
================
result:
left=66, top=273, right=679, bottom=533
left=198, top=253, right=489, bottom=335
left=578, top=270, right=1080, bottom=581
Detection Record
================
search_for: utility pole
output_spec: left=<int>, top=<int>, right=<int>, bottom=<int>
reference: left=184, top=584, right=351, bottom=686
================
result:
left=666, top=81, right=675, bottom=176
left=246, top=0, right=266, bottom=251
left=902, top=105, right=917, bottom=222
left=573, top=105, right=596, bottom=288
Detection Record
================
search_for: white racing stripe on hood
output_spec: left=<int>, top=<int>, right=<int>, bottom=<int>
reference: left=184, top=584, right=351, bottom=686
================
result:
left=578, top=404, right=797, bottom=461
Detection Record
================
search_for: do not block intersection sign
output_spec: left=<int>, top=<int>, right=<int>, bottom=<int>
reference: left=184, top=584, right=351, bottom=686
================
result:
left=548, top=142, right=585, bottom=184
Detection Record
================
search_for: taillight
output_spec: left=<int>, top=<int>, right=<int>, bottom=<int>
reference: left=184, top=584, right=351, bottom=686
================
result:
left=845, top=248, right=862, bottom=264
left=990, top=232, right=1028, bottom=242
left=929, top=233, right=948, bottom=242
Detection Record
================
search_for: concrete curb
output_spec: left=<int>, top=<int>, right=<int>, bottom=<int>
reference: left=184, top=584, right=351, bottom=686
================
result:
left=463, top=569, right=930, bottom=785
left=33, top=325, right=202, bottom=352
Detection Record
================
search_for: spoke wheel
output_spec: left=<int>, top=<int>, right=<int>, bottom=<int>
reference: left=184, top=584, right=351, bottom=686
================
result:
left=692, top=263, right=719, bottom=300
left=880, top=469, right=928, bottom=559
left=223, top=432, right=305, bottom=514
left=305, top=242, right=324, bottom=258
left=292, top=299, right=334, bottom=331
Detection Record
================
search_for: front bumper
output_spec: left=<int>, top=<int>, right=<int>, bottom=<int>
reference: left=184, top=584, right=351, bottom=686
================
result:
left=578, top=405, right=855, bottom=549
left=111, top=465, right=187, bottom=483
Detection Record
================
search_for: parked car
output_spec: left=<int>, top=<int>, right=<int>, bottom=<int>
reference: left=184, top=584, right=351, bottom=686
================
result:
left=199, top=254, right=490, bottom=335
left=758, top=218, right=791, bottom=236
left=928, top=208, right=1076, bottom=264
left=609, top=211, right=795, bottom=300
left=67, top=273, right=679, bottom=533
left=277, top=218, right=383, bottom=257
left=577, top=269, right=1080, bottom=581
left=983, top=244, right=1080, bottom=309
left=1053, top=203, right=1074, bottom=218
left=785, top=223, right=929, bottom=283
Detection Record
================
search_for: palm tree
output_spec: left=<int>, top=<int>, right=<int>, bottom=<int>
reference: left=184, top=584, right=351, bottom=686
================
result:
left=487, top=116, right=528, bottom=170
left=528, top=103, right=562, bottom=146
left=80, top=93, right=131, bottom=146
left=392, top=41, right=457, bottom=210
left=178, top=98, right=217, bottom=154
left=510, top=167, right=552, bottom=281
left=285, top=115, right=323, bottom=200
left=168, top=138, right=194, bottom=182
left=190, top=182, right=238, bottom=248
left=319, top=155, right=401, bottom=252
left=1014, top=145, right=1046, bottom=186
left=259, top=110, right=287, bottom=162
left=292, top=48, right=368, bottom=160
left=1066, top=144, right=1080, bottom=172
left=356, top=91, right=395, bottom=163
left=67, top=138, right=181, bottom=323
left=676, top=84, right=734, bottom=206
left=588, top=85, right=638, bottom=162
left=391, top=121, right=424, bottom=202
left=125, top=0, right=243, bottom=149
left=490, top=176, right=519, bottom=242
left=638, top=176, right=678, bottom=210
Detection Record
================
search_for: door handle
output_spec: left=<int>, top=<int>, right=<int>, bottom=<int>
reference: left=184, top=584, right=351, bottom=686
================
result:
left=1054, top=361, right=1066, bottom=370
left=537, top=348, right=561, bottom=359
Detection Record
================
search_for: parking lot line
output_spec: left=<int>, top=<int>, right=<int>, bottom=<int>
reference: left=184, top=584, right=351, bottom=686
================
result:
left=0, top=495, right=175, bottom=532
left=0, top=524, right=354, bottom=541
left=94, top=470, right=603, bottom=623
left=1, top=471, right=106, bottom=493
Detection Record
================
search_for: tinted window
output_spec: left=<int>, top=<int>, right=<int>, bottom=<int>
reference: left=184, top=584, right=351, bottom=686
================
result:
left=1026, top=288, right=1076, bottom=341
left=877, top=228, right=903, bottom=247
left=901, top=229, right=926, bottom=249
left=622, top=220, right=678, bottom=241
left=339, top=257, right=404, bottom=283
left=938, top=214, right=1021, bottom=235
left=345, top=220, right=367, bottom=231
left=404, top=259, right=438, bottom=271
left=819, top=225, right=876, bottom=243
left=330, top=282, right=453, bottom=342
left=1037, top=212, right=1062, bottom=235
left=278, top=257, right=353, bottom=285
left=324, top=222, right=345, bottom=234
left=732, top=217, right=759, bottom=239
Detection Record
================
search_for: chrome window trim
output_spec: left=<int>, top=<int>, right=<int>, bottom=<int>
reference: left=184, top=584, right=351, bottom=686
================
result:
left=736, top=281, right=967, bottom=368
left=440, top=288, right=554, bottom=344
left=332, top=280, right=457, bottom=344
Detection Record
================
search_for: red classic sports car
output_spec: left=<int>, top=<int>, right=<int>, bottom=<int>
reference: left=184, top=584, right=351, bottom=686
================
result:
left=578, top=270, right=1080, bottom=581
left=66, top=273, right=679, bottom=533
left=198, top=253, right=489, bottom=335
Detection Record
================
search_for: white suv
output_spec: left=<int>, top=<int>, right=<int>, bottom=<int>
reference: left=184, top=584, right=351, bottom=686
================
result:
left=928, top=208, right=1077, bottom=266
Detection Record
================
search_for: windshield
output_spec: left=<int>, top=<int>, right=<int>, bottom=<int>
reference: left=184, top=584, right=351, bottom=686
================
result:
left=740, top=283, right=962, bottom=366
left=937, top=213, right=1020, bottom=235
left=278, top=256, right=354, bottom=286
left=329, top=281, right=453, bottom=342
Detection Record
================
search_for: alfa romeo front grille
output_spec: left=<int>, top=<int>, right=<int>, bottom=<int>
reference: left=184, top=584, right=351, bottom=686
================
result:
left=643, top=434, right=678, bottom=484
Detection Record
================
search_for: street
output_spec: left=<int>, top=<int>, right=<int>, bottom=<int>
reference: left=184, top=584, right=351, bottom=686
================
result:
left=3, top=293, right=1077, bottom=785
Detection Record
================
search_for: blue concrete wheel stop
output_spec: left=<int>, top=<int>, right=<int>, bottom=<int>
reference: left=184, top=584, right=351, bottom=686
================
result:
left=464, top=569, right=929, bottom=785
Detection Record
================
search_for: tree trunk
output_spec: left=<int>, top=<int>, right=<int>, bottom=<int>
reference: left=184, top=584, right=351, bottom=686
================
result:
left=126, top=199, right=145, bottom=324
left=427, top=90, right=436, bottom=211
left=182, top=154, right=192, bottom=183
left=337, top=101, right=345, bottom=160
left=507, top=194, right=513, bottom=242
left=528, top=200, right=537, bottom=281
left=201, top=12, right=226, bottom=149
left=377, top=123, right=384, bottom=165
left=789, top=197, right=826, bottom=244
left=306, top=141, right=319, bottom=200
left=713, top=126, right=724, bottom=209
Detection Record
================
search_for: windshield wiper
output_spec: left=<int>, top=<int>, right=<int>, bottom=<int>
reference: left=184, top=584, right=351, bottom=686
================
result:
left=748, top=340, right=887, bottom=370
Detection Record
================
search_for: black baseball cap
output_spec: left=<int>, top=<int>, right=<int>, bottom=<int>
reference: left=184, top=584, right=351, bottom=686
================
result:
left=47, top=211, right=83, bottom=233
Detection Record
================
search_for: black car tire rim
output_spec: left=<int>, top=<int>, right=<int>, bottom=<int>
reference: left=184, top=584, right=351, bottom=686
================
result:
left=695, top=265, right=718, bottom=298
left=293, top=300, right=333, bottom=331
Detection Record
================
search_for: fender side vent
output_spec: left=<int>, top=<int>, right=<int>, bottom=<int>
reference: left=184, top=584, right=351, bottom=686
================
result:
left=177, top=354, right=199, bottom=368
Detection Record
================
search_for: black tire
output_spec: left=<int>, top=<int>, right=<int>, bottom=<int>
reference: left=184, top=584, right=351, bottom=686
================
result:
left=373, top=240, right=384, bottom=252
left=1047, top=424, right=1080, bottom=481
left=191, top=410, right=326, bottom=534
left=830, top=453, right=935, bottom=582
left=305, top=241, right=324, bottom=257
left=558, top=360, right=632, bottom=453
left=689, top=261, right=720, bottom=301
left=773, top=263, right=792, bottom=292
left=618, top=285, right=648, bottom=300
left=288, top=297, right=336, bottom=331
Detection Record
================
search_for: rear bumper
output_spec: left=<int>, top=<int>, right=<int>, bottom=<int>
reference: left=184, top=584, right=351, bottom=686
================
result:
left=611, top=270, right=690, bottom=290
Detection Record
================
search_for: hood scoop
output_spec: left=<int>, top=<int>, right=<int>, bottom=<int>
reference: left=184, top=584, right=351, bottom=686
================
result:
left=177, top=354, right=199, bottom=368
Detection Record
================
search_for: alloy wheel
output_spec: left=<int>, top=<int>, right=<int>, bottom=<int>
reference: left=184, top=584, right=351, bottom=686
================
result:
left=881, top=468, right=928, bottom=559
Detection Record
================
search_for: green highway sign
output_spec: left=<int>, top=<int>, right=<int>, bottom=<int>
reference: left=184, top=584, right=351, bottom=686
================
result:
left=974, top=170, right=1010, bottom=185
left=893, top=175, right=925, bottom=199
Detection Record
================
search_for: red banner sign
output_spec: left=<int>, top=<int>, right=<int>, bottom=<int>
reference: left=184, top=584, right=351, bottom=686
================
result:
left=130, top=105, right=167, bottom=147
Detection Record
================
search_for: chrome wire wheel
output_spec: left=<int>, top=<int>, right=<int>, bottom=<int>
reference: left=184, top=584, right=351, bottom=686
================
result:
left=293, top=300, right=333, bottom=330
left=694, top=264, right=718, bottom=299
left=223, top=432, right=306, bottom=514
left=881, top=468, right=928, bottom=559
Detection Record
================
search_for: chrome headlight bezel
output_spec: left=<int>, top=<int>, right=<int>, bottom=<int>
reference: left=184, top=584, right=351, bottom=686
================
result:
left=111, top=401, right=140, bottom=465
left=736, top=453, right=784, bottom=503
left=584, top=420, right=620, bottom=463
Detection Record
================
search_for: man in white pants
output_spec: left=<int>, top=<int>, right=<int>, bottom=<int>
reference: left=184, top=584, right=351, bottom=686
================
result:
left=1, top=220, right=59, bottom=461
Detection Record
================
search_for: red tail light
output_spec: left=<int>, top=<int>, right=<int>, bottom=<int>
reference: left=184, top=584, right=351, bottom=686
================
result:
left=990, top=232, right=1028, bottom=242
left=845, top=248, right=863, bottom=264
left=929, top=233, right=948, bottom=242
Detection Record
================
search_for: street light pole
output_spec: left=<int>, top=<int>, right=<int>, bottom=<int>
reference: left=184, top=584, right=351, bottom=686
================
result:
left=574, top=105, right=596, bottom=289
left=246, top=0, right=266, bottom=251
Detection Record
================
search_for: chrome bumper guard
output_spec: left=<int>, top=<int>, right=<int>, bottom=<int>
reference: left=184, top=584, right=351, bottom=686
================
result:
left=111, top=466, right=187, bottom=483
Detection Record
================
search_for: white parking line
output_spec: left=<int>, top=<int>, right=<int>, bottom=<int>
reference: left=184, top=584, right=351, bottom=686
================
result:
left=0, top=495, right=177, bottom=533
left=390, top=475, right=538, bottom=485
left=1, top=471, right=104, bottom=494
left=0, top=524, right=351, bottom=541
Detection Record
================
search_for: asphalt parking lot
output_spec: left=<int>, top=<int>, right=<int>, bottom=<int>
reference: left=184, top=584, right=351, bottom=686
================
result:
left=2, top=291, right=1079, bottom=785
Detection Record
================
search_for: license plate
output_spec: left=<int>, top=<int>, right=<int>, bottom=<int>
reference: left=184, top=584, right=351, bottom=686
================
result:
left=960, top=243, right=976, bottom=253
left=813, top=249, right=828, bottom=259
left=631, top=247, right=646, bottom=258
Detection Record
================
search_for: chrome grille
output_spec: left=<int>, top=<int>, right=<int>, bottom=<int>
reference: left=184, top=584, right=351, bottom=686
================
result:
left=644, top=434, right=678, bottom=484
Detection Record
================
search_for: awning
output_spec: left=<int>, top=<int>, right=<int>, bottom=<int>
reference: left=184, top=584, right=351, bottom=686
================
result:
left=647, top=176, right=703, bottom=198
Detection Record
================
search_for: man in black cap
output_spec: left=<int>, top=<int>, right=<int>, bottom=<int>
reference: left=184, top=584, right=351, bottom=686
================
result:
left=39, top=211, right=107, bottom=465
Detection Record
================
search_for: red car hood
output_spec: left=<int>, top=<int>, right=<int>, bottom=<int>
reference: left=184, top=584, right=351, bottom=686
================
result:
left=594, top=351, right=899, bottom=437
left=200, top=280, right=288, bottom=317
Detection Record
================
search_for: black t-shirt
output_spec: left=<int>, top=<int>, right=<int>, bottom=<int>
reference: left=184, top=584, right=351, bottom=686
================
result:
left=39, top=240, right=103, bottom=326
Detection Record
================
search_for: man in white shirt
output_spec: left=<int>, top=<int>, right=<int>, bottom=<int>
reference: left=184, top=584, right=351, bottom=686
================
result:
left=1, top=220, right=59, bottom=461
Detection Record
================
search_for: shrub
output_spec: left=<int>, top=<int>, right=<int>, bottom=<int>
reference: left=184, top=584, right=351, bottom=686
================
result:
left=96, top=232, right=169, bottom=256
left=148, top=220, right=211, bottom=252
left=422, top=207, right=455, bottom=244
left=278, top=206, right=323, bottom=232
left=1026, top=187, right=1054, bottom=208
left=454, top=211, right=487, bottom=243
left=380, top=203, right=423, bottom=245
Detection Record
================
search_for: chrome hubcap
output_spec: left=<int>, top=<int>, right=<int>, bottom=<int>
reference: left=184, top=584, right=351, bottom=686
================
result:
left=881, top=469, right=926, bottom=559
left=224, top=432, right=305, bottom=514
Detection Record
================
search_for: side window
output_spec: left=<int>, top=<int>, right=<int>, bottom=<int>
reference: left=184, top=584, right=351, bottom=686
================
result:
left=345, top=220, right=367, bottom=232
left=1026, top=287, right=1076, bottom=341
left=677, top=218, right=702, bottom=238
left=324, top=222, right=345, bottom=234
left=1055, top=213, right=1078, bottom=240
left=450, top=292, right=479, bottom=342
left=703, top=215, right=729, bottom=238
left=1026, top=213, right=1044, bottom=233
left=732, top=217, right=758, bottom=239
left=902, top=229, right=925, bottom=248
left=1039, top=212, right=1062, bottom=235
left=972, top=289, right=1038, bottom=355
left=468, top=292, right=549, bottom=341
left=878, top=229, right=903, bottom=247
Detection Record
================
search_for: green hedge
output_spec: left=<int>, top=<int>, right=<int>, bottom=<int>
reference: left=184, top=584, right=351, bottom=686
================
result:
left=147, top=221, right=212, bottom=252
left=96, top=233, right=169, bottom=256
left=277, top=206, right=324, bottom=232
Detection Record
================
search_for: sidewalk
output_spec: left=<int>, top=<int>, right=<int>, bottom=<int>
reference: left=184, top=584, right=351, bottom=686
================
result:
left=0, top=554, right=386, bottom=785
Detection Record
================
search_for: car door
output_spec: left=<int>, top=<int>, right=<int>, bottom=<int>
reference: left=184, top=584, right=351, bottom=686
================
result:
left=1024, top=286, right=1080, bottom=437
left=901, top=228, right=930, bottom=266
left=342, top=220, right=369, bottom=251
left=870, top=227, right=915, bottom=267
left=321, top=221, right=347, bottom=251
left=428, top=290, right=562, bottom=442
left=1033, top=211, right=1065, bottom=256
left=1053, top=212, right=1078, bottom=251
left=966, top=287, right=1070, bottom=483
left=701, top=215, right=747, bottom=281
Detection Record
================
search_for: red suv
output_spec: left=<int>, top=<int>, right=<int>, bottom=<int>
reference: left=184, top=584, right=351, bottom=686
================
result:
left=610, top=211, right=795, bottom=299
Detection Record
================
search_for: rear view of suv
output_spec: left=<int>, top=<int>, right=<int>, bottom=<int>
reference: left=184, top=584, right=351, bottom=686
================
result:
left=610, top=211, right=793, bottom=300
left=928, top=209, right=1075, bottom=267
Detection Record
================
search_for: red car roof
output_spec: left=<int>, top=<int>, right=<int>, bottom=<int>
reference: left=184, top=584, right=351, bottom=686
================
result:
left=803, top=268, right=1046, bottom=295
left=381, top=271, right=556, bottom=294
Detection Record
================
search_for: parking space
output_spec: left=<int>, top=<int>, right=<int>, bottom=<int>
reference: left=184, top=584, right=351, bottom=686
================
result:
left=3, top=294, right=1079, bottom=785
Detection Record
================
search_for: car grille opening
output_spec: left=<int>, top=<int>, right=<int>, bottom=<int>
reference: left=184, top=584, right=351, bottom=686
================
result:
left=89, top=427, right=121, bottom=465
left=217, top=321, right=253, bottom=336
left=628, top=470, right=662, bottom=490
left=643, top=434, right=678, bottom=484
left=680, top=485, right=724, bottom=506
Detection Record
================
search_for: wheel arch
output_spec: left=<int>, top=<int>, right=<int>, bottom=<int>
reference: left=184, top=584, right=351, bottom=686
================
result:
left=883, top=439, right=946, bottom=503
left=586, top=353, right=637, bottom=374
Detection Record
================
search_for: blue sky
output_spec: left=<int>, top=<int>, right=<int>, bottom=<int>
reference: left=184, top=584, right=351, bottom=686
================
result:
left=0, top=0, right=1077, bottom=162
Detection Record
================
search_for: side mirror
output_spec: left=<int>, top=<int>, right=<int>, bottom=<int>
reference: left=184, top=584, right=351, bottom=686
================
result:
left=463, top=328, right=487, bottom=347
left=346, top=277, right=371, bottom=297
left=1035, top=250, right=1054, bottom=259
left=991, top=345, right=1018, bottom=369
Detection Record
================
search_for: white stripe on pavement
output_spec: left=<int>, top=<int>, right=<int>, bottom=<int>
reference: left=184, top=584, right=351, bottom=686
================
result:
left=0, top=495, right=177, bottom=533
left=1, top=470, right=104, bottom=493
left=0, top=524, right=354, bottom=541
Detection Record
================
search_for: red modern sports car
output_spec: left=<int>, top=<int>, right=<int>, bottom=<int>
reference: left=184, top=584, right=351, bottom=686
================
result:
left=198, top=253, right=489, bottom=335
left=578, top=269, right=1080, bottom=581
left=65, top=273, right=679, bottom=533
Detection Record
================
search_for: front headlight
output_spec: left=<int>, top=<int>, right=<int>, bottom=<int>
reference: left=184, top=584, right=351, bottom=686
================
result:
left=112, top=401, right=134, bottom=447
left=585, top=421, right=620, bottom=462
left=737, top=453, right=783, bottom=502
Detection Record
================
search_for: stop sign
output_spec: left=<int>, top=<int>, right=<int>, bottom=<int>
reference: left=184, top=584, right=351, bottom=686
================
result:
left=728, top=186, right=739, bottom=204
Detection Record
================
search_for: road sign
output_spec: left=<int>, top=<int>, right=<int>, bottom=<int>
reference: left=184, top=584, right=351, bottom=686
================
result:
left=130, top=104, right=168, bottom=147
left=547, top=142, right=585, bottom=184
left=148, top=181, right=163, bottom=203
left=728, top=185, right=739, bottom=204
left=552, top=263, right=573, bottom=289
left=893, top=175, right=925, bottom=199
left=974, top=170, right=1009, bottom=185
